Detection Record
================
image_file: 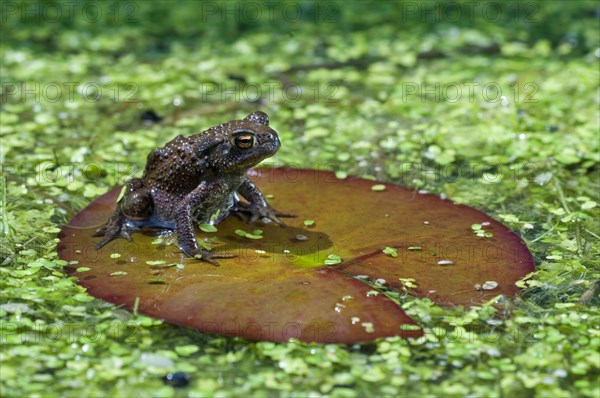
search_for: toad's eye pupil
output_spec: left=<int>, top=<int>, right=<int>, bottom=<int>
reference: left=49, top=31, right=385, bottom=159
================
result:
left=235, top=134, right=254, bottom=149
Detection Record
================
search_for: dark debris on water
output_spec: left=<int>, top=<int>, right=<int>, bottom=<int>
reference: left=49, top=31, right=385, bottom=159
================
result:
left=162, top=371, right=191, bottom=388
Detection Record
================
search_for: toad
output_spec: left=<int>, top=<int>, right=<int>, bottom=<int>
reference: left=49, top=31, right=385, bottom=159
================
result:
left=94, top=111, right=294, bottom=265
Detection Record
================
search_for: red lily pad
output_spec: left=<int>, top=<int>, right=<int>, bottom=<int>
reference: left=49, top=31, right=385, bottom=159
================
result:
left=59, top=168, right=534, bottom=343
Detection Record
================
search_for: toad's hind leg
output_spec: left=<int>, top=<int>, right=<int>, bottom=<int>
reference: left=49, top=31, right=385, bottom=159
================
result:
left=94, top=179, right=152, bottom=249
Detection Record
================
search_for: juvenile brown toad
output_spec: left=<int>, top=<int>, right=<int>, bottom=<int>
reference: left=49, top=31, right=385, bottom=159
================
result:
left=94, top=111, right=294, bottom=264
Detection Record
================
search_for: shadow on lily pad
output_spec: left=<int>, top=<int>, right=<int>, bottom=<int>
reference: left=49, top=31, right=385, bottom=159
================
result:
left=59, top=168, right=534, bottom=343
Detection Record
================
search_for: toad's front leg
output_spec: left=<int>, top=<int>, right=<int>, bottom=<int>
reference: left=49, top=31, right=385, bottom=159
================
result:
left=175, top=182, right=236, bottom=266
left=233, top=178, right=296, bottom=226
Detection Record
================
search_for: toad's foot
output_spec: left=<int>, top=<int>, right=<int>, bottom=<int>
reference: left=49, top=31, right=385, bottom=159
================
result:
left=232, top=203, right=296, bottom=227
left=93, top=211, right=140, bottom=249
left=179, top=245, right=237, bottom=266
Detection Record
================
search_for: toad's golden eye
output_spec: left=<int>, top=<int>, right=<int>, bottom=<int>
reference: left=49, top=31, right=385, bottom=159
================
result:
left=234, top=134, right=255, bottom=149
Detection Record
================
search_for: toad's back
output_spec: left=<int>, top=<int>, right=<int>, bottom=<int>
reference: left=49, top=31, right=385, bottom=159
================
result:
left=141, top=133, right=215, bottom=193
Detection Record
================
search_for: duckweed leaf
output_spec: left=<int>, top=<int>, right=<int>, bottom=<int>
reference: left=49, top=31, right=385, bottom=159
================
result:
left=324, top=254, right=343, bottom=265
left=199, top=224, right=217, bottom=233
left=382, top=247, right=398, bottom=257
left=59, top=168, right=534, bottom=343
left=145, top=260, right=166, bottom=266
